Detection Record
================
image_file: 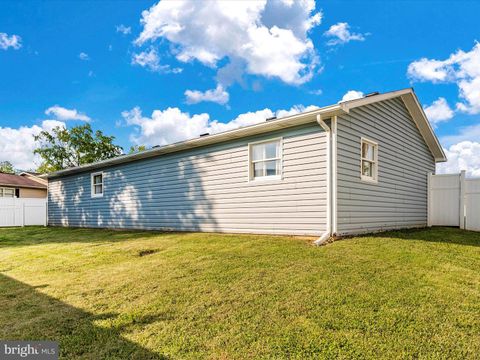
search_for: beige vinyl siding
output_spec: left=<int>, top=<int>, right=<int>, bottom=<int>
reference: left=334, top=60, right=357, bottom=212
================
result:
left=48, top=123, right=328, bottom=236
left=19, top=188, right=47, bottom=198
left=336, top=98, right=436, bottom=235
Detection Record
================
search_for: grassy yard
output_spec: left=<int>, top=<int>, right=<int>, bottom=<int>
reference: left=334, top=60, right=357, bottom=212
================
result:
left=0, top=227, right=479, bottom=359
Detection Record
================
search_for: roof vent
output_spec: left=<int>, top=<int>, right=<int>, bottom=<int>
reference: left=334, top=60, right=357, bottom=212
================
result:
left=266, top=116, right=277, bottom=121
left=365, top=91, right=379, bottom=97
left=199, top=132, right=210, bottom=137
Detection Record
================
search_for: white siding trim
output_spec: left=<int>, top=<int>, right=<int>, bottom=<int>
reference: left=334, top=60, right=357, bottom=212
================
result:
left=332, top=116, right=338, bottom=235
left=315, top=115, right=331, bottom=243
left=427, top=172, right=433, bottom=227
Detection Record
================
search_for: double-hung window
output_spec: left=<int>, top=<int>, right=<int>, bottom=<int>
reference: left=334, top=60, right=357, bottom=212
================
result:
left=249, top=139, right=282, bottom=180
left=360, top=138, right=378, bottom=183
left=0, top=187, right=15, bottom=197
left=91, top=172, right=104, bottom=197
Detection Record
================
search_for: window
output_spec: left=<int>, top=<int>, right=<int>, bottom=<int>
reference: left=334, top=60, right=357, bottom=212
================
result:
left=91, top=172, right=104, bottom=197
left=249, top=139, right=282, bottom=180
left=361, top=138, right=378, bottom=183
left=0, top=187, right=15, bottom=197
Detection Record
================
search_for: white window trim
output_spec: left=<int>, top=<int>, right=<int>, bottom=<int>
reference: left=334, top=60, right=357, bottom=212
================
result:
left=0, top=187, right=15, bottom=198
left=91, top=171, right=104, bottom=198
left=248, top=137, right=283, bottom=182
left=360, top=137, right=379, bottom=184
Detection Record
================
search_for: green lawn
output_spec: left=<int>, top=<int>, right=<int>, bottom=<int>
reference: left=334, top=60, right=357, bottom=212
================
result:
left=0, top=227, right=479, bottom=359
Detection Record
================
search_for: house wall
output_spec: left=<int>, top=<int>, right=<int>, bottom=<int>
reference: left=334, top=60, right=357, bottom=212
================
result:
left=48, top=123, right=328, bottom=236
left=335, top=98, right=436, bottom=235
left=19, top=188, right=47, bottom=198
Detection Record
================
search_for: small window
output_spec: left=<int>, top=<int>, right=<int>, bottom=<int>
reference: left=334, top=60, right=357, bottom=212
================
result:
left=91, top=172, right=104, bottom=197
left=249, top=139, right=282, bottom=180
left=0, top=187, right=15, bottom=197
left=360, top=138, right=378, bottom=183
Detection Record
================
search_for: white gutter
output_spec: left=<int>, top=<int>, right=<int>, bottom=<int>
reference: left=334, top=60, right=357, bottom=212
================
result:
left=315, top=114, right=332, bottom=246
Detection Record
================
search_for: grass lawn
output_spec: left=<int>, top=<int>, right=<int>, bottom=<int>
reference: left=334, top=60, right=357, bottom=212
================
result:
left=0, top=227, right=479, bottom=359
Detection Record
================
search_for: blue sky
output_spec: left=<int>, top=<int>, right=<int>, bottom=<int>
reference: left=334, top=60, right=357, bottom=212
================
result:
left=0, top=0, right=479, bottom=174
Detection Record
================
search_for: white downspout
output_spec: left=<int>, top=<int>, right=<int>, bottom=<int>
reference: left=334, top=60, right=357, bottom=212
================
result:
left=315, top=114, right=331, bottom=245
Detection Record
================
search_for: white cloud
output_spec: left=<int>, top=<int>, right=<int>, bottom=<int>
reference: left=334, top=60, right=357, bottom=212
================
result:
left=324, top=22, right=367, bottom=46
left=134, top=0, right=321, bottom=85
left=441, top=123, right=480, bottom=147
left=131, top=48, right=182, bottom=73
left=0, top=32, right=22, bottom=50
left=408, top=42, right=480, bottom=114
left=122, top=104, right=318, bottom=146
left=437, top=123, right=480, bottom=176
left=276, top=104, right=319, bottom=118
left=45, top=105, right=91, bottom=122
left=340, top=90, right=364, bottom=102
left=0, top=120, right=65, bottom=170
left=79, top=52, right=90, bottom=61
left=423, top=97, right=454, bottom=125
left=122, top=107, right=210, bottom=146
left=184, top=85, right=229, bottom=105
left=437, top=141, right=480, bottom=177
left=116, top=24, right=132, bottom=35
left=407, top=58, right=450, bottom=82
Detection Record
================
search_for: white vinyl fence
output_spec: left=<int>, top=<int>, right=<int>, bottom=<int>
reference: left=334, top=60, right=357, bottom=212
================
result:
left=428, top=171, right=480, bottom=231
left=465, top=178, right=480, bottom=231
left=0, top=198, right=47, bottom=227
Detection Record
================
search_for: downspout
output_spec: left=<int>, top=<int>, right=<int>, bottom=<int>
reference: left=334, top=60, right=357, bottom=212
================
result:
left=315, top=114, right=332, bottom=245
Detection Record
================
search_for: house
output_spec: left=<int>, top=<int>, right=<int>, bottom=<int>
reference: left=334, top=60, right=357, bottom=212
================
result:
left=0, top=172, right=47, bottom=198
left=46, top=88, right=446, bottom=239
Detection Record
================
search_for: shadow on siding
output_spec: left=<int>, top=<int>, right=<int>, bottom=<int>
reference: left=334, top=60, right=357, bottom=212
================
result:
left=48, top=153, right=218, bottom=232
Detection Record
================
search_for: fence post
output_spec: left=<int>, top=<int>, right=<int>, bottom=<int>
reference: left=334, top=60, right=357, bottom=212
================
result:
left=44, top=199, right=48, bottom=227
left=459, top=170, right=466, bottom=229
left=22, top=200, right=25, bottom=227
left=427, top=172, right=432, bottom=227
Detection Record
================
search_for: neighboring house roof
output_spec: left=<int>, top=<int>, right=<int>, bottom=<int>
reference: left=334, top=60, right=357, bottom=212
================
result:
left=0, top=172, right=47, bottom=189
left=19, top=171, right=48, bottom=185
left=46, top=88, right=446, bottom=179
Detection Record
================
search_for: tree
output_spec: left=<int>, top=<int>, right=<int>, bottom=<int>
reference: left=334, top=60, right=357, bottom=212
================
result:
left=34, top=124, right=123, bottom=173
left=128, top=145, right=147, bottom=154
left=0, top=161, right=15, bottom=174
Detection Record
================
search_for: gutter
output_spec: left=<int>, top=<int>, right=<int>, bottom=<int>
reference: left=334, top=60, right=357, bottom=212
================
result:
left=315, top=114, right=332, bottom=246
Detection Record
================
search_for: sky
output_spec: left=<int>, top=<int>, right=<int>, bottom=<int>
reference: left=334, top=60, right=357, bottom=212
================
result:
left=0, top=0, right=479, bottom=176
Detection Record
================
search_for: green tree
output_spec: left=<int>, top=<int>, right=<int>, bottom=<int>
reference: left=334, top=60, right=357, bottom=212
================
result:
left=34, top=124, right=123, bottom=173
left=0, top=161, right=15, bottom=174
left=128, top=145, right=147, bottom=154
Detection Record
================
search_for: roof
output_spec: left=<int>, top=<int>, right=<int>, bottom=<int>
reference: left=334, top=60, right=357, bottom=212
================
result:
left=0, top=172, right=47, bottom=189
left=19, top=171, right=41, bottom=176
left=46, top=88, right=446, bottom=179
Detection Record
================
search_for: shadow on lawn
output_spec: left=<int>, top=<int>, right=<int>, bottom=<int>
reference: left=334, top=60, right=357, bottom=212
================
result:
left=0, top=274, right=166, bottom=359
left=369, top=226, right=480, bottom=247
left=0, top=226, right=173, bottom=248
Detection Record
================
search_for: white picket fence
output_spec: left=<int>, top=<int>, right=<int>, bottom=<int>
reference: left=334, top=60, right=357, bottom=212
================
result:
left=428, top=171, right=480, bottom=231
left=0, top=198, right=47, bottom=227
